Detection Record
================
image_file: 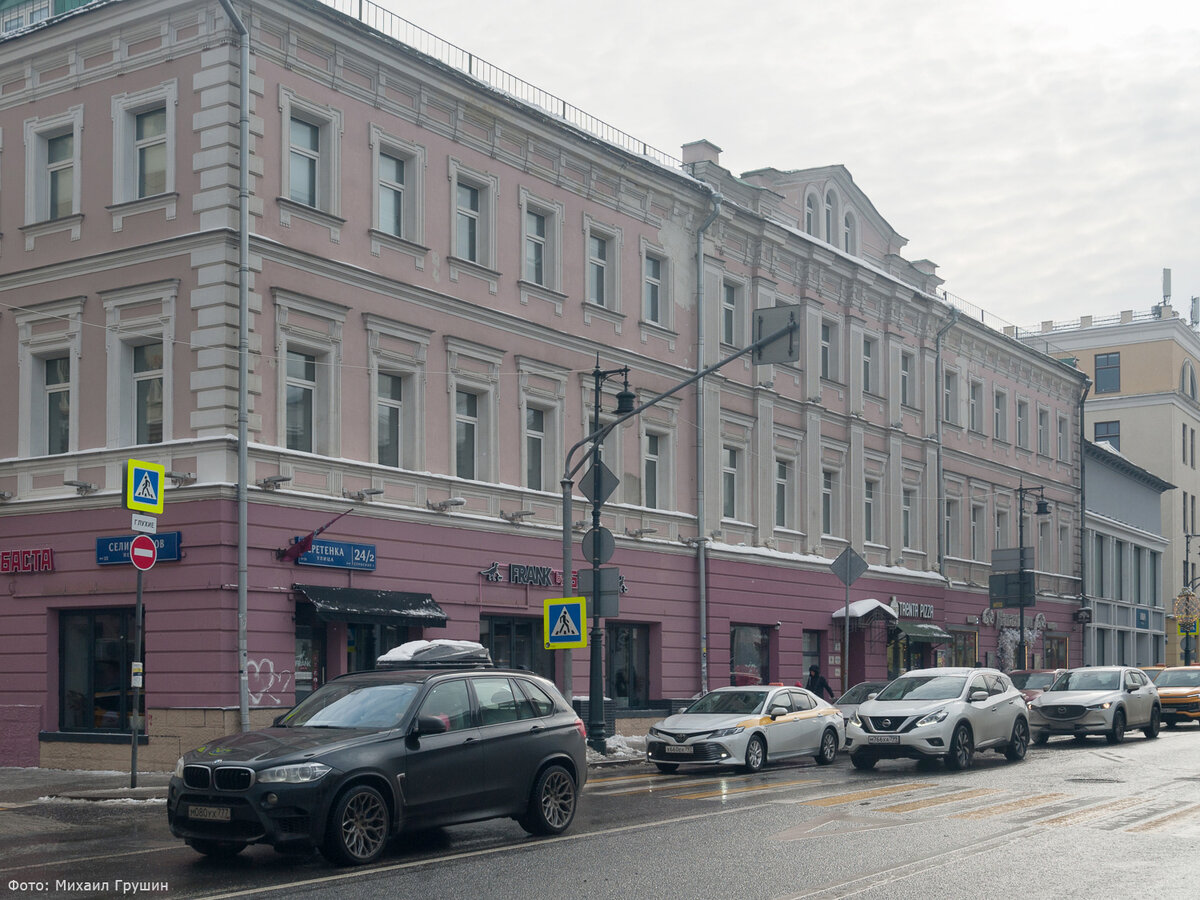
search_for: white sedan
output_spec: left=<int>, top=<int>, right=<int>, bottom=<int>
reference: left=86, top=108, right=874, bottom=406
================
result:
left=645, top=685, right=845, bottom=773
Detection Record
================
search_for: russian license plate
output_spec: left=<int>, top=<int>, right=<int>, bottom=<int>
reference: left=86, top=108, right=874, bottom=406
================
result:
left=188, top=805, right=232, bottom=822
left=867, top=735, right=901, bottom=745
left=663, top=744, right=694, bottom=755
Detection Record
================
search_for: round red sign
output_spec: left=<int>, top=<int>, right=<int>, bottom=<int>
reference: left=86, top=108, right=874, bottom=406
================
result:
left=129, top=534, right=158, bottom=571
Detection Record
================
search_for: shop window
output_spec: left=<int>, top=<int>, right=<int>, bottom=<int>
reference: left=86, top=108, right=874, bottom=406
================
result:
left=801, top=631, right=821, bottom=676
left=294, top=602, right=327, bottom=702
left=346, top=623, right=408, bottom=674
left=607, top=623, right=649, bottom=709
left=480, top=616, right=553, bottom=680
left=949, top=629, right=979, bottom=667
left=59, top=608, right=143, bottom=733
left=730, top=624, right=770, bottom=685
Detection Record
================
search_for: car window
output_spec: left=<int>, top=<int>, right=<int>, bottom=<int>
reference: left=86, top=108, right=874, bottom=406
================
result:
left=473, top=676, right=522, bottom=726
left=685, top=691, right=767, bottom=715
left=876, top=675, right=966, bottom=701
left=768, top=691, right=794, bottom=713
left=417, top=679, right=474, bottom=731
left=1156, top=669, right=1200, bottom=687
left=791, top=690, right=815, bottom=711
left=968, top=675, right=989, bottom=696
left=984, top=674, right=1007, bottom=696
left=282, top=681, right=419, bottom=729
left=516, top=678, right=557, bottom=717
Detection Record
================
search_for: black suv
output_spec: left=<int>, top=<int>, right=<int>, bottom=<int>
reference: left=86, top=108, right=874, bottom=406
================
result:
left=167, top=644, right=587, bottom=865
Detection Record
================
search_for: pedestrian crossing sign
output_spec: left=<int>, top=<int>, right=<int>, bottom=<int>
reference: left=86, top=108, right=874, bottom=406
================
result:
left=544, top=597, right=587, bottom=649
left=125, top=458, right=166, bottom=515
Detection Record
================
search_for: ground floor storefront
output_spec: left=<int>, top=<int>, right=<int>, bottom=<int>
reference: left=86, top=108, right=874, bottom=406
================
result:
left=0, top=497, right=1089, bottom=769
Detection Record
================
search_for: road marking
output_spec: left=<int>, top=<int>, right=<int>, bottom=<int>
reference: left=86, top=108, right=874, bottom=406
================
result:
left=877, top=788, right=999, bottom=813
left=1127, top=801, right=1200, bottom=833
left=671, top=777, right=820, bottom=800
left=1037, top=796, right=1145, bottom=826
left=802, top=782, right=934, bottom=807
left=954, top=793, right=1067, bottom=819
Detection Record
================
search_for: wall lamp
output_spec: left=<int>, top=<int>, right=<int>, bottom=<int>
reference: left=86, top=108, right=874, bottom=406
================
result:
left=344, top=488, right=384, bottom=502
left=500, top=509, right=535, bottom=524
left=626, top=527, right=657, bottom=538
left=167, top=471, right=196, bottom=487
left=0, top=491, right=13, bottom=502
left=572, top=520, right=589, bottom=533
left=427, top=497, right=466, bottom=512
left=64, top=480, right=98, bottom=496
left=256, top=475, right=292, bottom=490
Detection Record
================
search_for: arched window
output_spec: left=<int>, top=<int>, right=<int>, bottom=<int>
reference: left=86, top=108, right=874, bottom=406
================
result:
left=824, top=191, right=835, bottom=241
left=1182, top=361, right=1198, bottom=400
left=843, top=212, right=856, bottom=255
left=804, top=194, right=817, bottom=236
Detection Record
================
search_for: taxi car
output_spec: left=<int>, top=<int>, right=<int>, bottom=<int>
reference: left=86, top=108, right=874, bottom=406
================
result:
left=646, top=684, right=844, bottom=773
left=1152, top=666, right=1200, bottom=727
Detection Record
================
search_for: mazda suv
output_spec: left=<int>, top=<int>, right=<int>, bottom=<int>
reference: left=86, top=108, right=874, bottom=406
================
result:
left=1029, top=665, right=1160, bottom=744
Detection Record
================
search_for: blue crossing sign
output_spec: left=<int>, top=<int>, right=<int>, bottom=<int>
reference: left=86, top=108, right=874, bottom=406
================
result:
left=544, top=597, right=587, bottom=650
left=125, top=459, right=165, bottom=515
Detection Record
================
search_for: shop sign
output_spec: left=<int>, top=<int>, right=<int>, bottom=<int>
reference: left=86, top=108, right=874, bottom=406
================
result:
left=891, top=599, right=935, bottom=619
left=295, top=539, right=376, bottom=571
left=96, top=532, right=182, bottom=565
left=480, top=561, right=631, bottom=593
left=1, top=547, right=55, bottom=573
left=1135, top=608, right=1150, bottom=630
left=979, top=607, right=1056, bottom=632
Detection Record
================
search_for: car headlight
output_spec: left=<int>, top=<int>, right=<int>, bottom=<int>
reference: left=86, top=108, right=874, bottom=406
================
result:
left=850, top=713, right=862, bottom=728
left=648, top=727, right=665, bottom=738
left=709, top=726, right=745, bottom=739
left=173, top=756, right=185, bottom=779
left=257, top=762, right=331, bottom=784
left=1086, top=701, right=1112, bottom=711
left=916, top=707, right=949, bottom=727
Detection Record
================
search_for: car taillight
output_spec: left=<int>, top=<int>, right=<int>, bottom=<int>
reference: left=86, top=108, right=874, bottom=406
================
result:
left=574, top=718, right=587, bottom=739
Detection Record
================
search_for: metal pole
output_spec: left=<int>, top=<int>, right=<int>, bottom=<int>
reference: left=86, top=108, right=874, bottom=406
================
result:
left=130, top=569, right=143, bottom=788
left=842, top=580, right=850, bottom=695
left=588, top=364, right=606, bottom=753
left=560, top=476, right=573, bottom=703
left=1018, top=489, right=1026, bottom=671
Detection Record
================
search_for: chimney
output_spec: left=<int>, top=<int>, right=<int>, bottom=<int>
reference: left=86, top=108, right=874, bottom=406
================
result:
left=681, top=139, right=722, bottom=167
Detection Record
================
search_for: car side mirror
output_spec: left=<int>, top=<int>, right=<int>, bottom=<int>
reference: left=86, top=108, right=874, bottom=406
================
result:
left=866, top=693, right=878, bottom=701
left=1126, top=685, right=1137, bottom=693
left=413, top=714, right=449, bottom=735
left=768, top=705, right=788, bottom=719
left=969, top=690, right=989, bottom=702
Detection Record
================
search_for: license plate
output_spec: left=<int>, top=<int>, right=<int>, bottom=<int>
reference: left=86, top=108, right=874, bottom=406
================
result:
left=663, top=744, right=694, bottom=755
left=867, top=735, right=901, bottom=745
left=188, top=805, right=232, bottom=822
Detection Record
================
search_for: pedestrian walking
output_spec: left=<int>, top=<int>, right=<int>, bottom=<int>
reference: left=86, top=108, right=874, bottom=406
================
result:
left=806, top=664, right=836, bottom=701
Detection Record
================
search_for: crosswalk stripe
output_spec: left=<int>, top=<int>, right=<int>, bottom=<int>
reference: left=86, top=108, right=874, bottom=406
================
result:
left=877, top=788, right=1000, bottom=813
left=1037, top=797, right=1145, bottom=827
left=1126, top=802, right=1200, bottom=833
left=802, top=782, right=935, bottom=807
left=953, top=793, right=1067, bottom=819
left=672, top=778, right=820, bottom=800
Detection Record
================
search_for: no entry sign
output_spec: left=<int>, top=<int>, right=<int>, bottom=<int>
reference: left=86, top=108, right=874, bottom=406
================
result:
left=129, top=533, right=158, bottom=571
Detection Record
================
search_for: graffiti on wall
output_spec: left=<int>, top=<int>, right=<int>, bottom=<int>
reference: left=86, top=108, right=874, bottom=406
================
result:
left=247, top=658, right=293, bottom=706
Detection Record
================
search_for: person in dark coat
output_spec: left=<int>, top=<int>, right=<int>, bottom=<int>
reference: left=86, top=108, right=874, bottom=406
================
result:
left=805, top=664, right=836, bottom=700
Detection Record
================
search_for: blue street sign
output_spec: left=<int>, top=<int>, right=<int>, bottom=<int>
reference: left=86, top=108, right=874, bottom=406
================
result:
left=295, top=539, right=377, bottom=571
left=544, top=597, right=587, bottom=649
left=96, top=532, right=182, bottom=565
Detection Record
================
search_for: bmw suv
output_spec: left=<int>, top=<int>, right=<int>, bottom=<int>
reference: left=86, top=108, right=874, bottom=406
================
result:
left=1028, top=665, right=1160, bottom=744
left=167, top=642, right=587, bottom=865
left=844, top=667, right=1030, bottom=770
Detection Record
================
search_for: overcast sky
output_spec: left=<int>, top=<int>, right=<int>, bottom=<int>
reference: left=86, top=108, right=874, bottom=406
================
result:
left=378, top=0, right=1198, bottom=330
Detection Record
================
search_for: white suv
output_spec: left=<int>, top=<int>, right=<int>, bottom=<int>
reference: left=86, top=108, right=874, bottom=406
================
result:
left=1028, top=666, right=1160, bottom=744
left=845, top=667, right=1030, bottom=771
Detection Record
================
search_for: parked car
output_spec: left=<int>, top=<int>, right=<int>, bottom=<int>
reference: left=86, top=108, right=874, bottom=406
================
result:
left=1009, top=669, right=1066, bottom=704
left=834, top=681, right=890, bottom=722
left=1151, top=666, right=1200, bottom=727
left=167, top=641, right=587, bottom=865
left=844, top=667, right=1029, bottom=771
left=646, top=685, right=845, bottom=773
left=1029, top=665, right=1160, bottom=745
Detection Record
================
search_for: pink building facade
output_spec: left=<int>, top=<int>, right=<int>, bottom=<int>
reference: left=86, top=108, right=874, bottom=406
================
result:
left=0, top=0, right=1088, bottom=770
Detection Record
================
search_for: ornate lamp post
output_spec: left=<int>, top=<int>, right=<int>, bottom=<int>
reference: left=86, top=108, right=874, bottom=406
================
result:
left=1016, top=483, right=1051, bottom=669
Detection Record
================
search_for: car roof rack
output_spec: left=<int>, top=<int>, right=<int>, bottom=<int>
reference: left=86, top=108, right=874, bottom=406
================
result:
left=376, top=642, right=496, bottom=670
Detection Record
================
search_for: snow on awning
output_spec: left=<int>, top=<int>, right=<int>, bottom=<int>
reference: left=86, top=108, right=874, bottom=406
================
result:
left=831, top=598, right=899, bottom=620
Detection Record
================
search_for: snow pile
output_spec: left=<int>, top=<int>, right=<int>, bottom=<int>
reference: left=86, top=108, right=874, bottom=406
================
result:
left=587, top=732, right=646, bottom=763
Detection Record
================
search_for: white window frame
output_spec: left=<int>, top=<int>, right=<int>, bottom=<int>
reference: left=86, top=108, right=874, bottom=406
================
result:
left=822, top=468, right=840, bottom=536
left=902, top=488, right=915, bottom=549
left=722, top=443, right=743, bottom=521
left=1057, top=414, right=1070, bottom=461
left=943, top=369, right=960, bottom=425
left=102, top=281, right=178, bottom=449
left=775, top=458, right=794, bottom=530
left=945, top=497, right=961, bottom=558
left=900, top=352, right=914, bottom=407
left=641, top=408, right=677, bottom=511
left=584, top=218, right=621, bottom=311
left=369, top=125, right=426, bottom=252
left=16, top=297, right=85, bottom=457
left=720, top=279, right=744, bottom=346
left=1037, top=407, right=1051, bottom=456
left=445, top=337, right=503, bottom=483
left=518, top=188, right=563, bottom=293
left=449, top=160, right=499, bottom=272
left=824, top=190, right=837, bottom=242
left=23, top=105, right=83, bottom=244
left=970, top=503, right=986, bottom=561
left=820, top=319, right=840, bottom=381
left=994, top=389, right=1008, bottom=442
left=862, top=336, right=877, bottom=394
left=969, top=380, right=984, bottom=432
left=278, top=87, right=343, bottom=233
left=645, top=432, right=662, bottom=510
left=642, top=245, right=668, bottom=327
left=864, top=478, right=878, bottom=543
left=111, top=81, right=177, bottom=218
left=274, top=291, right=346, bottom=457
left=804, top=192, right=818, bottom=235
left=516, top=356, right=566, bottom=494
left=843, top=211, right=856, bottom=254
left=1016, top=399, right=1030, bottom=449
left=996, top=508, right=1011, bottom=550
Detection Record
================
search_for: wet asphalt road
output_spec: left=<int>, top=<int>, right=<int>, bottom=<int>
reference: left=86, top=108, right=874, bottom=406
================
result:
left=2, top=724, right=1199, bottom=899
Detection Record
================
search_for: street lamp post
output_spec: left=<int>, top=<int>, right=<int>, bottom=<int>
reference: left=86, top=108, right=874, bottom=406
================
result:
left=1016, top=483, right=1051, bottom=670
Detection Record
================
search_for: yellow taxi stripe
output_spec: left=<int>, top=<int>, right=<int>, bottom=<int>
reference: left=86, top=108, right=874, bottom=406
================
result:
left=877, top=788, right=1000, bottom=813
left=1127, top=802, right=1200, bottom=833
left=672, top=777, right=820, bottom=800
left=802, top=782, right=934, bottom=807
left=1038, top=797, right=1145, bottom=827
left=954, top=793, right=1067, bottom=819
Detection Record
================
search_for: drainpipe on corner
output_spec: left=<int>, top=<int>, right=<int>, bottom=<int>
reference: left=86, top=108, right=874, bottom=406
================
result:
left=695, top=190, right=722, bottom=694
left=1078, top=377, right=1092, bottom=664
left=934, top=307, right=960, bottom=577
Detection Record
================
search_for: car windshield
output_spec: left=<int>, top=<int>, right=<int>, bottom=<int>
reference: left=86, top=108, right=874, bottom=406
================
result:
left=280, top=682, right=420, bottom=729
left=1010, top=672, right=1055, bottom=691
left=836, top=682, right=885, bottom=704
left=685, top=690, right=768, bottom=715
left=1155, top=669, right=1200, bottom=688
left=1049, top=670, right=1120, bottom=692
left=875, top=675, right=966, bottom=701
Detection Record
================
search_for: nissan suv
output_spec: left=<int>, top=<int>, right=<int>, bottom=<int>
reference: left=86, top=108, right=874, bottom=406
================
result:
left=844, top=667, right=1030, bottom=771
left=167, top=642, right=587, bottom=865
left=1029, top=665, right=1160, bottom=744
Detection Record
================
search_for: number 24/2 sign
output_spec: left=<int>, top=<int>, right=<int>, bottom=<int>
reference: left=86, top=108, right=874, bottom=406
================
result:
left=294, top=539, right=377, bottom=571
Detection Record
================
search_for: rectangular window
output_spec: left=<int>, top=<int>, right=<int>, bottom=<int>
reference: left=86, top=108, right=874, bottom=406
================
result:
left=822, top=470, right=837, bottom=535
left=902, top=488, right=915, bottom=548
left=994, top=390, right=1008, bottom=442
left=1016, top=400, right=1029, bottom=448
left=1094, top=420, right=1120, bottom=451
left=945, top=498, right=960, bottom=557
left=288, top=118, right=320, bottom=207
left=864, top=479, right=877, bottom=542
left=286, top=350, right=316, bottom=452
left=1094, top=534, right=1105, bottom=597
left=863, top=338, right=875, bottom=394
left=722, top=445, right=739, bottom=519
left=645, top=433, right=660, bottom=509
left=943, top=371, right=959, bottom=424
left=479, top=616, right=553, bottom=681
left=1114, top=540, right=1126, bottom=601
left=377, top=372, right=403, bottom=468
left=134, top=108, right=167, bottom=198
left=59, top=608, right=143, bottom=733
left=133, top=343, right=164, bottom=445
left=45, top=356, right=71, bottom=455
left=900, top=353, right=913, bottom=406
left=730, top=624, right=770, bottom=686
left=1184, top=424, right=1189, bottom=464
left=378, top=152, right=405, bottom=237
left=801, top=631, right=821, bottom=677
left=971, top=504, right=986, bottom=560
left=644, top=254, right=663, bottom=324
left=820, top=322, right=834, bottom=380
left=1095, top=352, right=1120, bottom=393
left=457, top=183, right=480, bottom=263
left=607, top=623, right=650, bottom=709
left=524, top=210, right=546, bottom=285
left=1057, top=415, right=1069, bottom=461
left=721, top=282, right=740, bottom=345
left=588, top=233, right=611, bottom=306
left=776, top=460, right=790, bottom=529
left=47, top=132, right=74, bottom=220
left=969, top=381, right=983, bottom=431
left=526, top=406, right=545, bottom=490
left=996, top=509, right=1010, bottom=550
left=1038, top=409, right=1050, bottom=455
left=456, top=390, right=478, bottom=480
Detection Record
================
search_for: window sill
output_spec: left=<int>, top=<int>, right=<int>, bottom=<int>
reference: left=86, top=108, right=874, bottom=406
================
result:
left=40, top=730, right=148, bottom=745
left=368, top=228, right=430, bottom=268
left=518, top=279, right=569, bottom=313
left=277, top=197, right=346, bottom=242
left=20, top=213, right=83, bottom=250
left=447, top=255, right=501, bottom=293
left=107, top=192, right=179, bottom=231
left=582, top=300, right=626, bottom=332
left=637, top=318, right=678, bottom=352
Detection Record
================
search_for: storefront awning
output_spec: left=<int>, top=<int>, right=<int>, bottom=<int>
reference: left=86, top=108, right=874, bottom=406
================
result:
left=293, top=584, right=448, bottom=627
left=831, top=598, right=898, bottom=621
left=891, top=620, right=952, bottom=643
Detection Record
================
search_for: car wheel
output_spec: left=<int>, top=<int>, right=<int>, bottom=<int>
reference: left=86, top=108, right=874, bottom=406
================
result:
left=742, top=734, right=767, bottom=773
left=1143, top=706, right=1161, bottom=739
left=321, top=784, right=390, bottom=866
left=850, top=751, right=877, bottom=771
left=944, top=723, right=974, bottom=771
left=186, top=839, right=246, bottom=858
left=654, top=763, right=679, bottom=774
left=1106, top=709, right=1126, bottom=745
left=1033, top=730, right=1049, bottom=746
left=814, top=728, right=839, bottom=766
left=518, top=764, right=577, bottom=836
left=1004, top=717, right=1030, bottom=762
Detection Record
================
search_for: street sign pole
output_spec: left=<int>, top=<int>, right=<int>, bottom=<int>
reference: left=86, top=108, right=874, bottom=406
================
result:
left=130, top=568, right=143, bottom=788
